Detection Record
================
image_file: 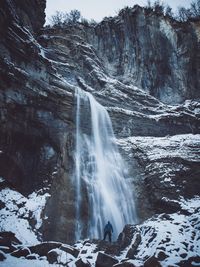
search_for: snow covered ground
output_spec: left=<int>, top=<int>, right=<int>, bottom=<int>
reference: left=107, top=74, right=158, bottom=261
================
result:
left=127, top=197, right=200, bottom=267
left=0, top=186, right=50, bottom=245
left=1, top=200, right=200, bottom=266
left=0, top=255, right=54, bottom=267
left=0, top=133, right=200, bottom=266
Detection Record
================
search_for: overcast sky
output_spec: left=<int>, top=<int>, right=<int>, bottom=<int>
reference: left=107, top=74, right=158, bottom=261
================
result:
left=45, top=0, right=192, bottom=24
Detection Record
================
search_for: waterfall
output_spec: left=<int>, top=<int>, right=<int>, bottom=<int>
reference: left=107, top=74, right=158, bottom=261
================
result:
left=74, top=88, right=137, bottom=240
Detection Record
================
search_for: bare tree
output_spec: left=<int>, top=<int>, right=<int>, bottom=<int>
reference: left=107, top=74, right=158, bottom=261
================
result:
left=81, top=17, right=89, bottom=26
left=164, top=5, right=173, bottom=17
left=146, top=0, right=153, bottom=12
left=68, top=9, right=81, bottom=24
left=153, top=0, right=165, bottom=15
left=50, top=11, right=65, bottom=26
left=147, top=0, right=152, bottom=8
left=190, top=0, right=200, bottom=18
left=50, top=9, right=81, bottom=26
left=176, top=0, right=200, bottom=21
left=177, top=7, right=190, bottom=21
left=144, top=0, right=200, bottom=21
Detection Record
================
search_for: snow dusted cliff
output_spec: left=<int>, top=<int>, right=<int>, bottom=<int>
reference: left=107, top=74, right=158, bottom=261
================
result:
left=0, top=0, right=200, bottom=266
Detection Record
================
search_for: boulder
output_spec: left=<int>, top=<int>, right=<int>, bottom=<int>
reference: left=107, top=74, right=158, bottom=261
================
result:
left=178, top=256, right=200, bottom=267
left=0, top=232, right=21, bottom=247
left=26, top=254, right=38, bottom=260
left=0, top=251, right=6, bottom=261
left=44, top=247, right=76, bottom=265
left=0, top=245, right=14, bottom=253
left=96, top=252, right=119, bottom=267
left=126, top=232, right=141, bottom=259
left=144, top=256, right=162, bottom=267
left=29, top=242, right=61, bottom=256
left=118, top=225, right=137, bottom=249
left=75, top=258, right=91, bottom=267
left=60, top=244, right=79, bottom=257
left=47, top=249, right=59, bottom=264
left=11, top=247, right=30, bottom=258
left=157, top=251, right=168, bottom=261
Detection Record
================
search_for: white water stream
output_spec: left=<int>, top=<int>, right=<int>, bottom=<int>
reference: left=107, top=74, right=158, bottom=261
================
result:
left=74, top=88, right=137, bottom=240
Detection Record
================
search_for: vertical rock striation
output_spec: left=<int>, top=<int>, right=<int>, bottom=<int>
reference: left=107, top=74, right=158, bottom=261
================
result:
left=89, top=6, right=200, bottom=104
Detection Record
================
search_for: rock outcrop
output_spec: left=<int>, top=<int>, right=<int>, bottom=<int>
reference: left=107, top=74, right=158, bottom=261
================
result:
left=0, top=0, right=46, bottom=35
left=0, top=0, right=76, bottom=243
left=90, top=6, right=200, bottom=104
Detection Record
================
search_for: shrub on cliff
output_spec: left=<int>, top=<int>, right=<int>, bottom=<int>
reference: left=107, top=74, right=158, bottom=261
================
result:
left=50, top=9, right=81, bottom=26
left=177, top=0, right=200, bottom=21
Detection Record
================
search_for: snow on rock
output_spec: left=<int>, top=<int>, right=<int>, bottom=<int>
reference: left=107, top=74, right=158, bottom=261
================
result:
left=47, top=247, right=75, bottom=265
left=131, top=198, right=200, bottom=267
left=25, top=191, right=50, bottom=230
left=0, top=177, right=5, bottom=183
left=0, top=197, right=199, bottom=267
left=118, top=134, right=200, bottom=162
left=0, top=188, right=50, bottom=245
left=75, top=242, right=98, bottom=267
left=117, top=133, right=200, bottom=219
left=0, top=254, right=56, bottom=267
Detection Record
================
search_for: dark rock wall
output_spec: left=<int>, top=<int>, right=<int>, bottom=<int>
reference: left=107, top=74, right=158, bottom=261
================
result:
left=0, top=0, right=79, bottom=243
left=0, top=0, right=46, bottom=35
left=89, top=6, right=200, bottom=104
left=0, top=0, right=73, bottom=198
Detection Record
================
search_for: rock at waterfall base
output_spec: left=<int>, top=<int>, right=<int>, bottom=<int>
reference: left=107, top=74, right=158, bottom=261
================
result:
left=126, top=232, right=141, bottom=259
left=0, top=252, right=6, bottom=261
left=144, top=256, right=162, bottom=267
left=75, top=258, right=91, bottom=267
left=96, top=252, right=119, bottom=267
left=47, top=249, right=60, bottom=264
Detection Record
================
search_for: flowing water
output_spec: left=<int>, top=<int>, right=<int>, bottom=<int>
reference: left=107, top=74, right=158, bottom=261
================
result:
left=74, top=88, right=137, bottom=240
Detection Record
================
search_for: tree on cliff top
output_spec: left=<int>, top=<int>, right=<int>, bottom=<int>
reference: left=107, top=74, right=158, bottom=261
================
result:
left=68, top=10, right=81, bottom=24
left=50, top=11, right=64, bottom=26
left=50, top=9, right=81, bottom=26
left=177, top=0, right=200, bottom=21
left=146, top=0, right=200, bottom=21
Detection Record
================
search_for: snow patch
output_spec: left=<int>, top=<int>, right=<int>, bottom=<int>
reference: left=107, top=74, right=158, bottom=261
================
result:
left=0, top=177, right=5, bottom=183
left=118, top=134, right=200, bottom=162
left=121, top=197, right=200, bottom=266
left=0, top=254, right=55, bottom=267
left=0, top=188, right=50, bottom=245
left=72, top=242, right=98, bottom=267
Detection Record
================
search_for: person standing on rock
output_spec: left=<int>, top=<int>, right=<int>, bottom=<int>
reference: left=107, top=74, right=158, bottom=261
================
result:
left=103, top=221, right=113, bottom=242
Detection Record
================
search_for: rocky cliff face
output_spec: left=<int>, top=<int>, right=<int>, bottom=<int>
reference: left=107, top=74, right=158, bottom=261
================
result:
left=90, top=6, right=200, bottom=104
left=0, top=1, right=200, bottom=266
left=37, top=21, right=200, bottom=242
left=0, top=0, right=77, bottom=243
left=0, top=0, right=46, bottom=35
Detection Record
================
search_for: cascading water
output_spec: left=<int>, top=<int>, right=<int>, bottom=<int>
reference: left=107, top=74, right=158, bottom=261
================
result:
left=74, top=88, right=137, bottom=240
